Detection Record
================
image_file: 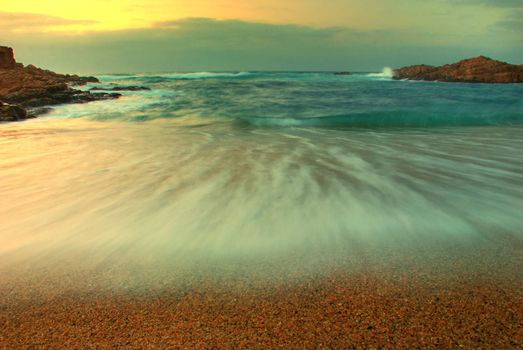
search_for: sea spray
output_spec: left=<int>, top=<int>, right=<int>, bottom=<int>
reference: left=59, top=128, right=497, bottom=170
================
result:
left=367, top=67, right=394, bottom=78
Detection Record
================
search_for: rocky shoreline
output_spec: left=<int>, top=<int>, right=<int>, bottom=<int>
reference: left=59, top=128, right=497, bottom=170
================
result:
left=0, top=46, right=120, bottom=122
left=3, top=46, right=523, bottom=122
left=393, top=56, right=523, bottom=83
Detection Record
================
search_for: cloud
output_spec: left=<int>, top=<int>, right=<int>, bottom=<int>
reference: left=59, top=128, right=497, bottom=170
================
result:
left=451, top=0, right=523, bottom=7
left=445, top=0, right=523, bottom=39
left=478, top=0, right=523, bottom=6
left=495, top=20, right=523, bottom=32
left=153, top=18, right=349, bottom=44
left=491, top=9, right=523, bottom=33
left=0, top=11, right=97, bottom=32
left=3, top=17, right=521, bottom=73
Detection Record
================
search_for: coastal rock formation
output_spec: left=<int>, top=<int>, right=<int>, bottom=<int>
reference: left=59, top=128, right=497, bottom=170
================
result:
left=393, top=56, right=523, bottom=83
left=0, top=62, right=119, bottom=107
left=0, top=101, right=34, bottom=122
left=0, top=46, right=120, bottom=122
left=0, top=46, right=17, bottom=69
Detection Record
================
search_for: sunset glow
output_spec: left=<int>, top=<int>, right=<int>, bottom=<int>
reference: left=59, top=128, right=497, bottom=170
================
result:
left=0, top=0, right=514, bottom=33
left=1, top=0, right=521, bottom=72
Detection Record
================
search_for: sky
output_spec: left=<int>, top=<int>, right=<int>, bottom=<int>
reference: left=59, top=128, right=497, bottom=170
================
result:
left=0, top=0, right=522, bottom=73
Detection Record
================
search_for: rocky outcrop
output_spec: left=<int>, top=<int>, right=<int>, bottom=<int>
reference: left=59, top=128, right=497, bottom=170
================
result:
left=0, top=46, right=120, bottom=122
left=0, top=46, right=17, bottom=69
left=393, top=56, right=523, bottom=83
left=0, top=64, right=119, bottom=108
left=89, top=85, right=151, bottom=91
left=0, top=101, right=34, bottom=122
left=334, top=72, right=352, bottom=76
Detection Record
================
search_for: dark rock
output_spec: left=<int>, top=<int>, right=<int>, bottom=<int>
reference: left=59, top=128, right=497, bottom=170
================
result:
left=0, top=101, right=28, bottom=122
left=70, top=75, right=99, bottom=85
left=334, top=72, right=352, bottom=76
left=89, top=85, right=151, bottom=91
left=393, top=56, right=523, bottom=83
left=70, top=92, right=122, bottom=104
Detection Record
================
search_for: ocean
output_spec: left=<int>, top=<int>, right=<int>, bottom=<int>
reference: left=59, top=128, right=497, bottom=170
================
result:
left=1, top=71, right=522, bottom=285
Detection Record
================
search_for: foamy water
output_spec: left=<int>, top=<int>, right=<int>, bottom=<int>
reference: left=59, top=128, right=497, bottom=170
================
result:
left=1, top=72, right=522, bottom=283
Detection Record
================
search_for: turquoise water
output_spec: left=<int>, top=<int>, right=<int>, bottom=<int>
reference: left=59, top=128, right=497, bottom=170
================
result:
left=1, top=72, right=522, bottom=271
left=83, top=71, right=523, bottom=126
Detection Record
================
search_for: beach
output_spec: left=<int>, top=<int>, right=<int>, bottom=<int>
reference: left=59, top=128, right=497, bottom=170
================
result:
left=1, top=235, right=522, bottom=348
left=1, top=72, right=523, bottom=348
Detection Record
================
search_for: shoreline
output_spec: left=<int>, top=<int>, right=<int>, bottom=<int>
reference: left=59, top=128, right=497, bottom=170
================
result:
left=1, top=46, right=522, bottom=349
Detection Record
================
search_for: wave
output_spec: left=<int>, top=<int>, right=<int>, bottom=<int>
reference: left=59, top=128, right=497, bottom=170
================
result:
left=53, top=70, right=523, bottom=129
left=97, top=72, right=258, bottom=82
left=366, top=67, right=394, bottom=79
left=96, top=71, right=392, bottom=83
left=239, top=111, right=523, bottom=128
left=47, top=92, right=523, bottom=127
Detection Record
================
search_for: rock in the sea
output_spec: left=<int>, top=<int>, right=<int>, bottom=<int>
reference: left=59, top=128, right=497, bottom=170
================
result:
left=334, top=72, right=352, bottom=76
left=0, top=101, right=33, bottom=122
left=89, top=85, right=151, bottom=91
left=393, top=56, right=523, bottom=83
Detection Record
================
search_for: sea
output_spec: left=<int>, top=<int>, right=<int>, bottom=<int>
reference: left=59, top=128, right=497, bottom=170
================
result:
left=1, top=70, right=522, bottom=285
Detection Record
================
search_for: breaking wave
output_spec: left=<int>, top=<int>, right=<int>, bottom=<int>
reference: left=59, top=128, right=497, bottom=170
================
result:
left=240, top=111, right=523, bottom=128
left=51, top=71, right=523, bottom=128
left=367, top=67, right=394, bottom=79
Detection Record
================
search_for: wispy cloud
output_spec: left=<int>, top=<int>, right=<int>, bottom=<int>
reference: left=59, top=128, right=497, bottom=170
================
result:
left=151, top=18, right=350, bottom=47
left=0, top=11, right=98, bottom=32
left=450, top=0, right=523, bottom=7
left=476, top=0, right=523, bottom=7
left=491, top=9, right=523, bottom=33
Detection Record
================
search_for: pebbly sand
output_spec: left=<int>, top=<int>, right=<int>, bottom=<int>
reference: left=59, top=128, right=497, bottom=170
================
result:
left=1, top=234, right=522, bottom=349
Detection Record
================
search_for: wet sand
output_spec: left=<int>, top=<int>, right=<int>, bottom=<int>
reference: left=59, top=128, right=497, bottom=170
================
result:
left=1, top=237, right=522, bottom=349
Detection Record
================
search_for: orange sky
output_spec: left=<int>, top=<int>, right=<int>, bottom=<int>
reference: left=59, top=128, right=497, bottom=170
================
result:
left=0, top=0, right=510, bottom=33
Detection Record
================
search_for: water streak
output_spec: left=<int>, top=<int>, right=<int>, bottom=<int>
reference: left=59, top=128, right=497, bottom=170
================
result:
left=1, top=72, right=522, bottom=285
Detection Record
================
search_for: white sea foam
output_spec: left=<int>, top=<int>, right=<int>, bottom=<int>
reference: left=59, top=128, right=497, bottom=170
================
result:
left=45, top=89, right=176, bottom=121
left=96, top=71, right=253, bottom=82
left=367, top=67, right=394, bottom=79
left=1, top=119, right=522, bottom=263
left=2, top=73, right=522, bottom=290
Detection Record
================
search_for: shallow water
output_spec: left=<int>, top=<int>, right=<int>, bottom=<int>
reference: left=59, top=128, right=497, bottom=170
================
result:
left=1, top=72, right=522, bottom=281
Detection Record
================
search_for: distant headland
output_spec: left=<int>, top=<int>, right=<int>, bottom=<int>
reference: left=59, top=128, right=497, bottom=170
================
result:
left=393, top=56, right=523, bottom=84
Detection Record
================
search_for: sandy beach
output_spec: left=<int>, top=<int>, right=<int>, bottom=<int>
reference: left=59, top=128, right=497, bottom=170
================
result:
left=1, top=69, right=522, bottom=350
left=2, top=234, right=522, bottom=349
left=2, top=0, right=523, bottom=347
